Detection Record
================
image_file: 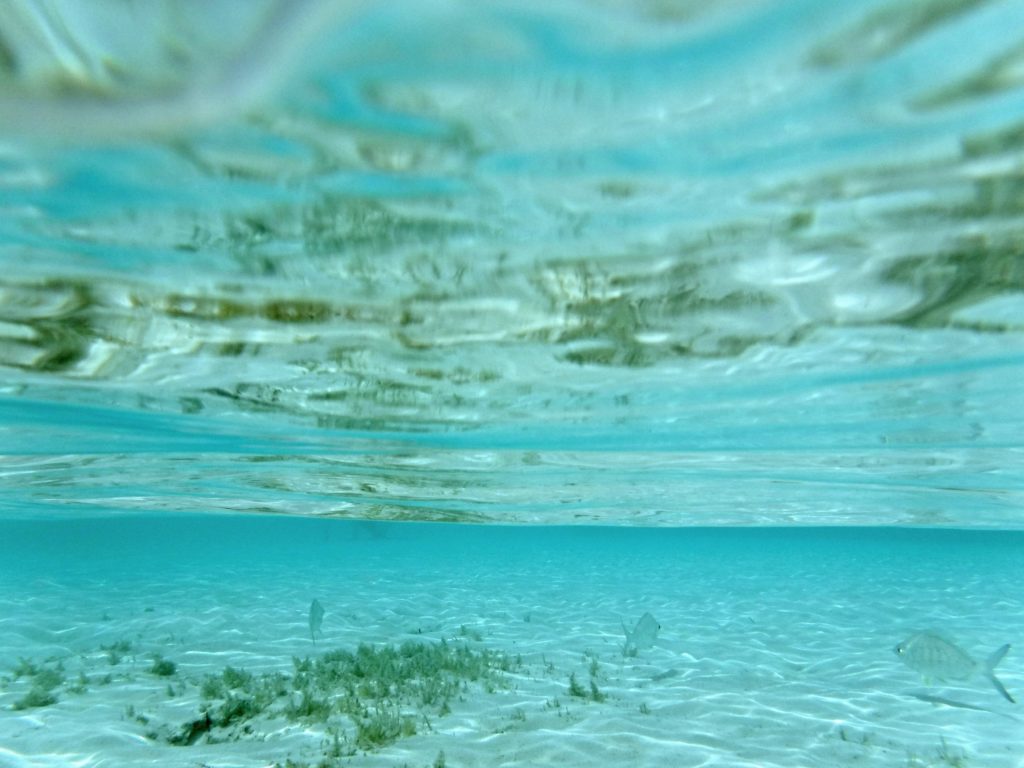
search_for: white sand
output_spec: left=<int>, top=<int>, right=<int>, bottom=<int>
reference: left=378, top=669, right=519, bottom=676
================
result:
left=1, top=523, right=1022, bottom=767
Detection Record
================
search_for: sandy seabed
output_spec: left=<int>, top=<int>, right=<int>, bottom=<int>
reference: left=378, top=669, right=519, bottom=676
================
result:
left=0, top=520, right=1022, bottom=768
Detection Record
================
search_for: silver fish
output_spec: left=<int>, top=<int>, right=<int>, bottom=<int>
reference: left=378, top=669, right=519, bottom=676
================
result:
left=622, top=612, right=660, bottom=657
left=309, top=599, right=324, bottom=644
left=895, top=631, right=1015, bottom=704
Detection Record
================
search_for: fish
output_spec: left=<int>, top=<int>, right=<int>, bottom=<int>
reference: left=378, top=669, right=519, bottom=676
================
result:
left=622, top=612, right=660, bottom=657
left=894, top=631, right=1015, bottom=704
left=309, top=599, right=324, bottom=644
left=650, top=668, right=680, bottom=682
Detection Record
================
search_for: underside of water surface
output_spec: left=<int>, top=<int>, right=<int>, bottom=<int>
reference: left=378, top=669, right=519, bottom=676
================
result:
left=2, top=3, right=1024, bottom=524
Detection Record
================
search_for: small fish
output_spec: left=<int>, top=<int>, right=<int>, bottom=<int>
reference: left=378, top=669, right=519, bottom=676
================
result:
left=622, top=612, right=660, bottom=657
left=309, top=599, right=324, bottom=644
left=650, top=667, right=680, bottom=682
left=895, top=631, right=1015, bottom=704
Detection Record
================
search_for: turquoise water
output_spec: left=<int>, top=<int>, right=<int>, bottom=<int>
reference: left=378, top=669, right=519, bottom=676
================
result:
left=1, top=1, right=1024, bottom=765
left=1, top=519, right=1022, bottom=766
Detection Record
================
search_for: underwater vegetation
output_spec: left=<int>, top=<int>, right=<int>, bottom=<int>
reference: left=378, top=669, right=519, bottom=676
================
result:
left=567, top=652, right=606, bottom=703
left=8, top=658, right=64, bottom=710
left=904, top=736, right=972, bottom=768
left=148, top=654, right=177, bottom=677
left=567, top=671, right=587, bottom=698
left=100, top=639, right=133, bottom=666
left=566, top=671, right=606, bottom=703
left=2, top=641, right=148, bottom=712
left=1, top=632, right=522, bottom=765
left=162, top=639, right=520, bottom=755
left=12, top=686, right=59, bottom=710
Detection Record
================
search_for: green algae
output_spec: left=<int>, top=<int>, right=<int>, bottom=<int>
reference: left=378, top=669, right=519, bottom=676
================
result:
left=100, top=639, right=133, bottom=666
left=567, top=670, right=606, bottom=703
left=8, top=659, right=65, bottom=710
left=567, top=671, right=587, bottom=698
left=354, top=705, right=416, bottom=750
left=12, top=686, right=59, bottom=710
left=165, top=639, right=519, bottom=755
left=148, top=654, right=177, bottom=677
left=11, top=658, right=40, bottom=680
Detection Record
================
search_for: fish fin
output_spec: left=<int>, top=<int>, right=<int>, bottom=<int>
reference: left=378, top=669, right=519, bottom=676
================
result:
left=985, top=644, right=1010, bottom=671
left=983, top=644, right=1014, bottom=703
left=987, top=673, right=1015, bottom=704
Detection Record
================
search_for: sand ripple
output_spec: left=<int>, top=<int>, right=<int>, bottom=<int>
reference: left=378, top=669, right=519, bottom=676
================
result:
left=1, top=522, right=1021, bottom=767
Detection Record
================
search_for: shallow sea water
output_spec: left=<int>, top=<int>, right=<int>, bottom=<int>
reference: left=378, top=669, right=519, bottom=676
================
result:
left=2, top=1, right=1024, bottom=766
left=1, top=518, right=1022, bottom=767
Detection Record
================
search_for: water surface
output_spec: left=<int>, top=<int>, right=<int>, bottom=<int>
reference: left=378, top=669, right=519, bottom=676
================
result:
left=2, top=0, right=1023, bottom=526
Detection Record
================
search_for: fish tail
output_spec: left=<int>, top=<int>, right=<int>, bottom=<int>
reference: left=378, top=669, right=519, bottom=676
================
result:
left=621, top=621, right=633, bottom=657
left=984, top=644, right=1014, bottom=704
